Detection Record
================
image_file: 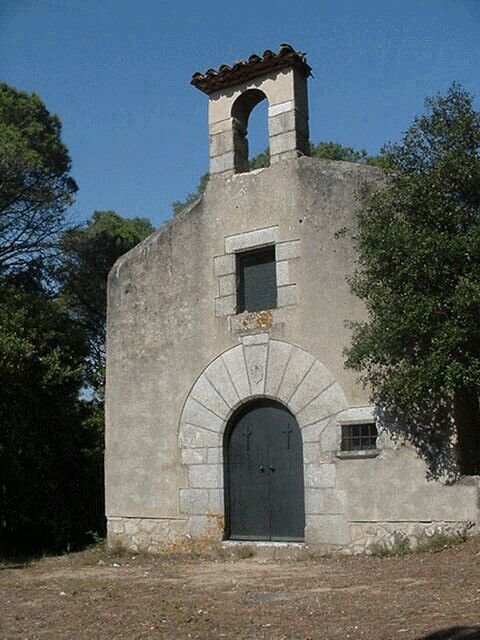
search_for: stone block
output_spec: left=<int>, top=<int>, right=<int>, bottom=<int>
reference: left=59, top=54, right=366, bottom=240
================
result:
left=124, top=518, right=140, bottom=535
left=181, top=448, right=207, bottom=465
left=138, top=518, right=159, bottom=533
left=166, top=519, right=188, bottom=543
left=208, top=89, right=237, bottom=124
left=269, top=131, right=298, bottom=157
left=221, top=345, right=251, bottom=399
left=218, top=274, right=236, bottom=297
left=293, top=69, right=309, bottom=112
left=305, top=463, right=336, bottom=488
left=208, top=117, right=233, bottom=135
left=277, top=346, right=314, bottom=403
left=188, top=463, right=223, bottom=489
left=244, top=343, right=268, bottom=395
left=277, top=284, right=297, bottom=307
left=108, top=517, right=125, bottom=534
left=208, top=488, right=224, bottom=514
left=303, top=442, right=320, bottom=464
left=179, top=424, right=221, bottom=449
left=148, top=522, right=171, bottom=545
left=188, top=515, right=210, bottom=537
left=337, top=406, right=375, bottom=424
left=214, top=253, right=235, bottom=277
left=264, top=340, right=293, bottom=397
left=275, top=260, right=290, bottom=286
left=297, top=382, right=347, bottom=427
left=276, top=240, right=301, bottom=261
left=301, top=418, right=329, bottom=443
left=207, top=447, right=222, bottom=464
left=215, top=294, right=236, bottom=317
left=210, top=152, right=234, bottom=175
left=224, top=226, right=279, bottom=253
left=182, top=397, right=223, bottom=433
left=270, top=150, right=297, bottom=164
left=204, top=358, right=239, bottom=409
left=209, top=131, right=234, bottom=157
left=268, top=110, right=296, bottom=137
left=289, top=360, right=334, bottom=414
left=320, top=422, right=341, bottom=451
left=191, top=375, right=230, bottom=419
left=268, top=100, right=293, bottom=117
left=241, top=332, right=269, bottom=346
left=269, top=110, right=309, bottom=138
left=180, top=489, right=209, bottom=514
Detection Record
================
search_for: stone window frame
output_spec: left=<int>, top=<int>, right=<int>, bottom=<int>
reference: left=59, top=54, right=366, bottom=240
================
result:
left=213, top=226, right=300, bottom=326
left=336, top=406, right=380, bottom=459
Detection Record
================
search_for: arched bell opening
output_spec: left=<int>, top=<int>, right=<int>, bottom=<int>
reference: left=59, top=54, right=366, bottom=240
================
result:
left=231, top=89, right=268, bottom=174
left=223, top=398, right=305, bottom=541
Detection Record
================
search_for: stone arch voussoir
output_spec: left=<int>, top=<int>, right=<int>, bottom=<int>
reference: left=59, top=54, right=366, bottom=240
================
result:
left=179, top=334, right=347, bottom=463
left=178, top=334, right=348, bottom=534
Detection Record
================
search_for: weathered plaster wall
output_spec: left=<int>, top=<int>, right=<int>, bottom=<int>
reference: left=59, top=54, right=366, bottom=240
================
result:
left=106, top=157, right=374, bottom=517
left=105, top=156, right=479, bottom=553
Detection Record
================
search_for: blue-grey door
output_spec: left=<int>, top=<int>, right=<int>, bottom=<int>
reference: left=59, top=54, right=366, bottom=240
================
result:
left=225, top=400, right=305, bottom=541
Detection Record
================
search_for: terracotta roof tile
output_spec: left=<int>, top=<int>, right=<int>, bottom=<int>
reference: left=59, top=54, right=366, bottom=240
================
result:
left=191, top=43, right=311, bottom=95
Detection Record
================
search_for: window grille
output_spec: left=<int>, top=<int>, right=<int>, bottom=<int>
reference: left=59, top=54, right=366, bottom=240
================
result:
left=341, top=423, right=378, bottom=451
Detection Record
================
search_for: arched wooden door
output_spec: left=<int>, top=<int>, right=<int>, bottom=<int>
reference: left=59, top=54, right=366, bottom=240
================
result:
left=224, top=400, right=305, bottom=541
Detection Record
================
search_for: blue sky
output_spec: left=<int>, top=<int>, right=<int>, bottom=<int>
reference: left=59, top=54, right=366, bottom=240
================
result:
left=1, top=0, right=479, bottom=228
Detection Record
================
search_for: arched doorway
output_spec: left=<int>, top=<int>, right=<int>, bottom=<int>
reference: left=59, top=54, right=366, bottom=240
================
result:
left=224, top=399, right=305, bottom=541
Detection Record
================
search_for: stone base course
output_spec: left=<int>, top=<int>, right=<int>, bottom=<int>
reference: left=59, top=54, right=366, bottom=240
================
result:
left=347, top=520, right=474, bottom=555
left=107, top=517, right=188, bottom=553
left=108, top=516, right=477, bottom=557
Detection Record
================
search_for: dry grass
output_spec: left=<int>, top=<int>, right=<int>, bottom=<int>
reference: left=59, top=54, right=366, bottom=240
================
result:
left=1, top=536, right=480, bottom=639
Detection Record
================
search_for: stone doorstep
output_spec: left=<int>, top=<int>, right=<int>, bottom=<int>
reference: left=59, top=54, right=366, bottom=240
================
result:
left=221, top=540, right=308, bottom=560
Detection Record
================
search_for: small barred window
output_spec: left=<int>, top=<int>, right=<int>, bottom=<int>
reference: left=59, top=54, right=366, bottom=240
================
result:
left=341, top=423, right=378, bottom=451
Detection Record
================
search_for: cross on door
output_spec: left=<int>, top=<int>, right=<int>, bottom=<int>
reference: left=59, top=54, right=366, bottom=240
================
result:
left=283, top=423, right=293, bottom=450
left=243, top=424, right=252, bottom=451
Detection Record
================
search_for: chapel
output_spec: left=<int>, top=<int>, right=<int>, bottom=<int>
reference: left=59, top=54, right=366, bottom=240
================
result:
left=105, top=44, right=479, bottom=554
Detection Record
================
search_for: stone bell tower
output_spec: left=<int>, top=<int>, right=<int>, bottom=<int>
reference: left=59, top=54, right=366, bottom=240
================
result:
left=191, top=43, right=311, bottom=176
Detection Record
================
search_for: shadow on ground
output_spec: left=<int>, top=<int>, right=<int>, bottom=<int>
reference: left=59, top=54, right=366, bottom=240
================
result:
left=419, top=628, right=480, bottom=640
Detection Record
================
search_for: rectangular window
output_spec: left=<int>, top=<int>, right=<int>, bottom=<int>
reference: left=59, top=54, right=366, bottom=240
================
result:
left=236, top=246, right=277, bottom=313
left=341, top=423, right=378, bottom=451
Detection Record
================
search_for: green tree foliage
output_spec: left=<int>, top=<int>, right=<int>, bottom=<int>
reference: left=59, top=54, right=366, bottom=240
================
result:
left=0, top=83, right=153, bottom=554
left=172, top=172, right=209, bottom=216
left=58, top=211, right=154, bottom=394
left=248, top=148, right=270, bottom=170
left=0, top=83, right=77, bottom=274
left=0, top=275, right=103, bottom=554
left=310, top=141, right=368, bottom=162
left=310, top=141, right=388, bottom=167
left=346, top=83, right=480, bottom=477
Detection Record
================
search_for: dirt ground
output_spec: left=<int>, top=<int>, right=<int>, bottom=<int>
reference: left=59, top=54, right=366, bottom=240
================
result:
left=1, top=536, right=480, bottom=640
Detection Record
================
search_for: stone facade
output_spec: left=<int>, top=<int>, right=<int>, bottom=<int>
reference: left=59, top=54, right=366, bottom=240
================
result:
left=105, top=46, right=480, bottom=555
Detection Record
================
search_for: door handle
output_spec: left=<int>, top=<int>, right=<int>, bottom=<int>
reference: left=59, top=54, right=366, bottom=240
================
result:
left=258, top=465, right=265, bottom=473
left=269, top=466, right=275, bottom=473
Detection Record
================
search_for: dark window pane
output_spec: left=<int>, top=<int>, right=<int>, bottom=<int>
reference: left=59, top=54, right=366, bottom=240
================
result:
left=237, top=246, right=277, bottom=312
left=341, top=423, right=378, bottom=451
